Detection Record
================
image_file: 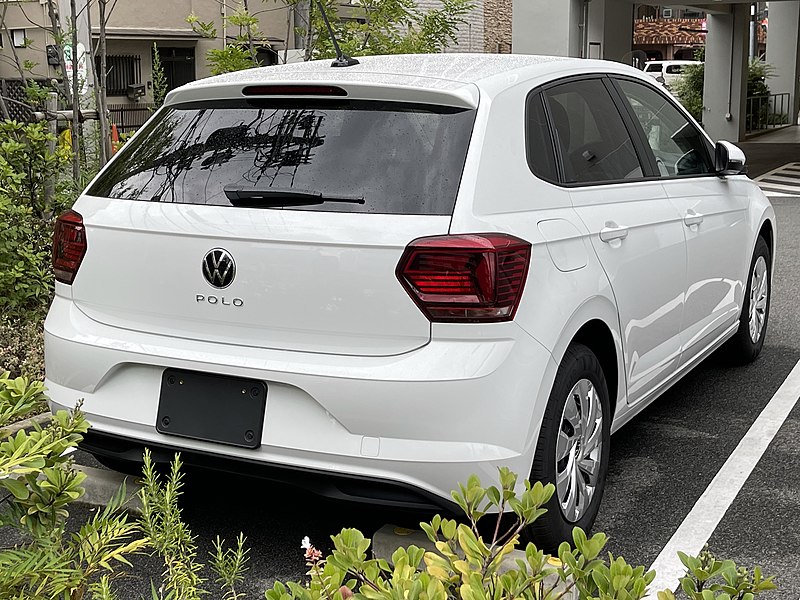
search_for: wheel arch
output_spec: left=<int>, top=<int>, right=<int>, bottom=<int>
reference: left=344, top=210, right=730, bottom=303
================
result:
left=758, top=218, right=774, bottom=260
left=549, top=297, right=626, bottom=418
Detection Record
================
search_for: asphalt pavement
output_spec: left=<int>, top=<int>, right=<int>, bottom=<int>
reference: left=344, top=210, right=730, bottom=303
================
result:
left=6, top=182, right=800, bottom=599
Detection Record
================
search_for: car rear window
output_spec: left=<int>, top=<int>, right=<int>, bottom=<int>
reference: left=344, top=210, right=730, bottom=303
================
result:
left=665, top=65, right=685, bottom=74
left=88, top=99, right=477, bottom=215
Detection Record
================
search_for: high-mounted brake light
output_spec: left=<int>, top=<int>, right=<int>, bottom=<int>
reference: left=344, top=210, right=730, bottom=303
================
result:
left=242, top=85, right=348, bottom=97
left=53, top=210, right=87, bottom=285
left=396, top=234, right=531, bottom=323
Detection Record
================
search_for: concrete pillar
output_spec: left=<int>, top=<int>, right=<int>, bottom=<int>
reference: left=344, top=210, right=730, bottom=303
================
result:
left=702, top=4, right=750, bottom=142
left=512, top=0, right=583, bottom=57
left=591, top=0, right=633, bottom=62
left=512, top=0, right=632, bottom=61
left=766, top=0, right=800, bottom=124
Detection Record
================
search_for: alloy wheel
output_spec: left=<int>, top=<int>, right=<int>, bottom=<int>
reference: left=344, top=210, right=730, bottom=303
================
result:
left=749, top=255, right=768, bottom=344
left=555, top=378, right=604, bottom=523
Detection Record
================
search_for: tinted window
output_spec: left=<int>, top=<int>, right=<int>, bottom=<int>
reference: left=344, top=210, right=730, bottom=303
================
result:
left=89, top=100, right=476, bottom=215
left=616, top=79, right=714, bottom=177
left=665, top=65, right=684, bottom=74
left=525, top=93, right=558, bottom=182
left=644, top=64, right=662, bottom=73
left=543, top=79, right=644, bottom=184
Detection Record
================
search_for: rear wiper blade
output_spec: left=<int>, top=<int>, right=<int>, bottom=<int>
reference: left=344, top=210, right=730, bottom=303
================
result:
left=224, top=185, right=365, bottom=207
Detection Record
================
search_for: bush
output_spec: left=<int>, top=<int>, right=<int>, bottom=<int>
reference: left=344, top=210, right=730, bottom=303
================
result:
left=0, top=317, right=45, bottom=381
left=0, top=198, right=54, bottom=320
left=0, top=119, right=75, bottom=364
left=267, top=470, right=777, bottom=600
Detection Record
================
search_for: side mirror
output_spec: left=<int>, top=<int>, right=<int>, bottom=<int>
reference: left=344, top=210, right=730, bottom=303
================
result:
left=714, top=140, right=747, bottom=176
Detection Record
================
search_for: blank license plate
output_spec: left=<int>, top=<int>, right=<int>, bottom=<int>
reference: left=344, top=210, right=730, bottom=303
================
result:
left=156, top=369, right=267, bottom=449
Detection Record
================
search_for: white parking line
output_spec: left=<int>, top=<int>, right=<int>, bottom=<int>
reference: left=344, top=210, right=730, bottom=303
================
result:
left=755, top=163, right=800, bottom=197
left=644, top=359, right=800, bottom=598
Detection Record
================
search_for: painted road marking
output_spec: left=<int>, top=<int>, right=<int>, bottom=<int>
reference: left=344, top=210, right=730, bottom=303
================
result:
left=643, top=359, right=800, bottom=598
left=755, top=162, right=800, bottom=197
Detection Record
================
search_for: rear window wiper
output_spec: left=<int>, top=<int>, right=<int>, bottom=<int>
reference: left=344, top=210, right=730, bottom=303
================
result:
left=224, top=185, right=365, bottom=207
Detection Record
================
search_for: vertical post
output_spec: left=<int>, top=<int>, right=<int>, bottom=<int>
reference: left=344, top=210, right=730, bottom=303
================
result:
left=765, top=0, right=800, bottom=125
left=69, top=0, right=81, bottom=184
left=97, top=0, right=111, bottom=164
left=44, top=92, right=58, bottom=214
left=702, top=4, right=750, bottom=142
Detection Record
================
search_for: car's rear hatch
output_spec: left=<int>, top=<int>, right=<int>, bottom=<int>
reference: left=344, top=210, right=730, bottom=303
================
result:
left=70, top=80, right=478, bottom=356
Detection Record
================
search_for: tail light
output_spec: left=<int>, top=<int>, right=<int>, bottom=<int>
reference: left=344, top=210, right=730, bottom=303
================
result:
left=396, top=233, right=531, bottom=323
left=53, top=210, right=87, bottom=284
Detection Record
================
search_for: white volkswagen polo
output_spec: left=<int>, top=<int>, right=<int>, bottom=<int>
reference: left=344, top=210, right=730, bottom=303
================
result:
left=46, top=54, right=774, bottom=548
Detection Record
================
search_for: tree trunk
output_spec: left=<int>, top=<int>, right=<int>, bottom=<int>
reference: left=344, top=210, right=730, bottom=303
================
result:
left=70, top=0, right=81, bottom=183
left=304, top=0, right=314, bottom=61
left=95, top=0, right=110, bottom=164
left=0, top=2, right=11, bottom=119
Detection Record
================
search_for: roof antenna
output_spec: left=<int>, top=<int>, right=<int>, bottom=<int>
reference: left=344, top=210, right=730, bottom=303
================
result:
left=315, top=1, right=359, bottom=67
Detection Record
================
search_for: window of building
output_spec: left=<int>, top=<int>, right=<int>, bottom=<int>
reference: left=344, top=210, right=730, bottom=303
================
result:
left=155, top=47, right=195, bottom=92
left=99, top=54, right=142, bottom=96
left=615, top=78, right=713, bottom=177
left=11, top=29, right=26, bottom=48
left=543, top=79, right=644, bottom=184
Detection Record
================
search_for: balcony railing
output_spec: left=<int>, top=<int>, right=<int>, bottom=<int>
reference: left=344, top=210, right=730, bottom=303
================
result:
left=746, top=93, right=791, bottom=135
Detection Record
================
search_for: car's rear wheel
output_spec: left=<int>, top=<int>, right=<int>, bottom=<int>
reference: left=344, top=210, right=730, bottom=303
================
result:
left=522, top=343, right=611, bottom=551
left=720, top=236, right=771, bottom=364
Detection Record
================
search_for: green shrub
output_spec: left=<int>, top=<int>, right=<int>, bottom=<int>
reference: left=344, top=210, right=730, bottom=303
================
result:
left=0, top=317, right=44, bottom=380
left=267, top=470, right=777, bottom=600
left=0, top=118, right=75, bottom=322
left=0, top=120, right=71, bottom=217
left=0, top=198, right=54, bottom=320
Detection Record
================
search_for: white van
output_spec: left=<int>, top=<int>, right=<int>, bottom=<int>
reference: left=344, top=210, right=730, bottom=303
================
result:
left=643, top=60, right=701, bottom=88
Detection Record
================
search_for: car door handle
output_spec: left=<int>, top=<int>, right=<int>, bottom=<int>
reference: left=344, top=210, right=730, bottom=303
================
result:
left=684, top=210, right=704, bottom=227
left=599, top=222, right=629, bottom=243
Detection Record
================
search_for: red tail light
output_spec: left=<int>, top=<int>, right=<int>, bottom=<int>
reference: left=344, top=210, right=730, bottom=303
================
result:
left=53, top=210, right=87, bottom=284
left=396, top=234, right=531, bottom=323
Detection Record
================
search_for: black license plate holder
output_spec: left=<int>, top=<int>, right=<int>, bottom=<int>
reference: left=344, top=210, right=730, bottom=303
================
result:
left=156, top=369, right=267, bottom=449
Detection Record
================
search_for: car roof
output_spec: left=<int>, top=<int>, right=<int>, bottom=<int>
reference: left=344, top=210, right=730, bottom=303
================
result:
left=165, top=53, right=655, bottom=107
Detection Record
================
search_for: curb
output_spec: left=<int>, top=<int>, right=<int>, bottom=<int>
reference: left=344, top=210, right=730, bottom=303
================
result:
left=75, top=464, right=144, bottom=514
left=1, top=411, right=53, bottom=437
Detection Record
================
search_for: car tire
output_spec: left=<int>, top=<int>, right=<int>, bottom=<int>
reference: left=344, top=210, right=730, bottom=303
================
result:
left=720, top=236, right=771, bottom=365
left=522, top=343, right=611, bottom=551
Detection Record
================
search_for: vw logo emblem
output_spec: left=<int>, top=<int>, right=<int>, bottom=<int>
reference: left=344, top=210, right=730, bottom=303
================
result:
left=202, top=248, right=236, bottom=289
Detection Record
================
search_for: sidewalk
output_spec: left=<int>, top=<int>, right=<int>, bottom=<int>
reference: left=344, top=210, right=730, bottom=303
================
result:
left=740, top=126, right=800, bottom=178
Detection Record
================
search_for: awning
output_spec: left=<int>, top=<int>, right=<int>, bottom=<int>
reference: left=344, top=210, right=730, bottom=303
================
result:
left=91, top=27, right=203, bottom=41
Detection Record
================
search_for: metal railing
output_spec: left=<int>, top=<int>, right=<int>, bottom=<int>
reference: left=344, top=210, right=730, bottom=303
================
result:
left=746, top=93, right=791, bottom=135
left=108, top=103, right=156, bottom=134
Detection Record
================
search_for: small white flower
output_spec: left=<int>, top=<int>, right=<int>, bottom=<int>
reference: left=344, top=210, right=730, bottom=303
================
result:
left=301, top=536, right=311, bottom=550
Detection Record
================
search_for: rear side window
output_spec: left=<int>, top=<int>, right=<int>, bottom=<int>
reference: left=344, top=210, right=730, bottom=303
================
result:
left=665, top=65, right=684, bottom=74
left=543, top=79, right=644, bottom=184
left=88, top=99, right=476, bottom=215
left=644, top=64, right=661, bottom=73
left=525, top=93, right=559, bottom=182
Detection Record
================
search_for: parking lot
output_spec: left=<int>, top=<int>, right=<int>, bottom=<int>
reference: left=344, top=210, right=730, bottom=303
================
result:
left=36, top=187, right=796, bottom=599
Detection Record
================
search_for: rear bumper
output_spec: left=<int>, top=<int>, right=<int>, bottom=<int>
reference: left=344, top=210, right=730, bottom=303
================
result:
left=45, top=295, right=557, bottom=506
left=80, top=429, right=457, bottom=512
